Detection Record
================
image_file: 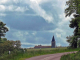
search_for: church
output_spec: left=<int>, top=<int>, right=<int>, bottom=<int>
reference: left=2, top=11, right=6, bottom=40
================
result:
left=34, top=36, right=56, bottom=48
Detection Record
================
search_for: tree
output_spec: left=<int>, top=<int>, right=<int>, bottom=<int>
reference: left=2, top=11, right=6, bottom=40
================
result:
left=66, top=35, right=78, bottom=48
left=15, top=40, right=21, bottom=49
left=65, top=0, right=80, bottom=48
left=65, top=0, right=80, bottom=36
left=77, top=39, right=80, bottom=48
left=10, top=40, right=21, bottom=50
left=65, top=0, right=80, bottom=17
left=0, top=40, right=21, bottom=55
left=2, top=38, right=7, bottom=41
left=0, top=21, right=9, bottom=42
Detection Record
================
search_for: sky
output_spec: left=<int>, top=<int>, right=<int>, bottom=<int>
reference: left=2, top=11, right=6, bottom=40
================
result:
left=0, top=0, right=74, bottom=48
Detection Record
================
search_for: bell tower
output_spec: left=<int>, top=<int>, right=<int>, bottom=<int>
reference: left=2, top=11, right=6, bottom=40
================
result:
left=51, top=36, right=55, bottom=48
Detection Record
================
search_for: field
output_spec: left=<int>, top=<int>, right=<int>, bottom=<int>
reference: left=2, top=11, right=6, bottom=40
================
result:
left=0, top=47, right=80, bottom=60
left=27, top=47, right=67, bottom=51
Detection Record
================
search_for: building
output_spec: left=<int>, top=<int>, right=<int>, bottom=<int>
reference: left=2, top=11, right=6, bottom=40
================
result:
left=34, top=35, right=55, bottom=48
left=51, top=36, right=55, bottom=48
left=34, top=45, right=51, bottom=48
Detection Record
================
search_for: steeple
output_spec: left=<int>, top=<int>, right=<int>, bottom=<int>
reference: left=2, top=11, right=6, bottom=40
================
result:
left=51, top=35, right=55, bottom=48
left=52, top=36, right=55, bottom=42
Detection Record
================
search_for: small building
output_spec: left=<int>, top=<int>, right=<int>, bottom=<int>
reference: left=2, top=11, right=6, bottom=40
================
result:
left=34, top=45, right=51, bottom=48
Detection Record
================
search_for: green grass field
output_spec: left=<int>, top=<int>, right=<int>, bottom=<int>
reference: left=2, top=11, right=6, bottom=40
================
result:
left=0, top=47, right=80, bottom=60
left=27, top=47, right=67, bottom=51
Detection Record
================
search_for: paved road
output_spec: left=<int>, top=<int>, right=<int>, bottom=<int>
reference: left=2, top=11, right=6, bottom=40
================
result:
left=25, top=51, right=77, bottom=60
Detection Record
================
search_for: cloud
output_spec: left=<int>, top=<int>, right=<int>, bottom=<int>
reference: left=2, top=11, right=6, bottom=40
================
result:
left=0, top=0, right=9, bottom=4
left=0, top=5, right=6, bottom=11
left=25, top=32, right=29, bottom=35
left=0, top=13, right=6, bottom=16
left=32, top=31, right=37, bottom=35
left=0, top=5, right=29, bottom=12
left=12, top=30, right=29, bottom=41
left=29, top=0, right=54, bottom=23
left=56, top=33, right=61, bottom=38
left=30, top=0, right=50, bottom=4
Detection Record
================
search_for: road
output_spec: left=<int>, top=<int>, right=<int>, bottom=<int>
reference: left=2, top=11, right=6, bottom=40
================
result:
left=25, top=51, right=77, bottom=60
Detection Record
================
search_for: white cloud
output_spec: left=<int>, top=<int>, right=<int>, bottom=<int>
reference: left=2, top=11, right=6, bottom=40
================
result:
left=0, top=4, right=29, bottom=12
left=49, top=28, right=66, bottom=35
left=30, top=0, right=50, bottom=4
left=0, top=13, right=6, bottom=16
left=56, top=33, right=61, bottom=38
left=0, top=0, right=9, bottom=4
left=32, top=31, right=37, bottom=35
left=15, top=6, right=29, bottom=12
left=12, top=31, right=29, bottom=41
left=0, top=5, right=6, bottom=11
left=13, top=0, right=19, bottom=4
left=58, top=13, right=70, bottom=27
left=30, top=0, right=54, bottom=23
left=8, top=5, right=29, bottom=12
left=13, top=31, right=23, bottom=37
left=25, top=32, right=29, bottom=35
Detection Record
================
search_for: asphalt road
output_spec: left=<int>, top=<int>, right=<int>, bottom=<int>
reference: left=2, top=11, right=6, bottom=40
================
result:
left=25, top=51, right=77, bottom=60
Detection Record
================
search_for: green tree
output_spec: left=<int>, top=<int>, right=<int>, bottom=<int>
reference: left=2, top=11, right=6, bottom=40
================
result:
left=15, top=40, right=21, bottom=49
left=65, top=0, right=80, bottom=17
left=66, top=35, right=78, bottom=48
left=77, top=39, right=80, bottom=48
left=0, top=40, right=21, bottom=55
left=0, top=21, right=8, bottom=42
left=65, top=0, right=80, bottom=48
left=65, top=0, right=80, bottom=36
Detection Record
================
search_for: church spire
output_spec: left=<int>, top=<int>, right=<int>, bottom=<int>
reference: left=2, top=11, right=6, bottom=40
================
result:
left=51, top=35, right=55, bottom=48
left=52, top=36, right=55, bottom=42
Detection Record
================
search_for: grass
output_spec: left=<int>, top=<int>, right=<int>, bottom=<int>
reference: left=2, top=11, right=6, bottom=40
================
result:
left=27, top=47, right=67, bottom=51
left=0, top=47, right=80, bottom=60
left=60, top=50, right=80, bottom=60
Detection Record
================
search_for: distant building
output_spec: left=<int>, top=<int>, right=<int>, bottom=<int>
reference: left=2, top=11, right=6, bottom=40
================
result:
left=51, top=36, right=55, bottom=48
left=34, top=35, right=55, bottom=48
left=34, top=45, right=51, bottom=48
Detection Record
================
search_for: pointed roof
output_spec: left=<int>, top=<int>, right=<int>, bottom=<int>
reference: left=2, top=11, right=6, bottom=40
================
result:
left=52, top=36, right=55, bottom=42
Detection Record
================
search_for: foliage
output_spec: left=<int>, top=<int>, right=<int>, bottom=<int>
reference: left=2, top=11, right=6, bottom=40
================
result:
left=66, top=35, right=79, bottom=48
left=0, top=40, right=21, bottom=56
left=77, top=39, right=80, bottom=48
left=65, top=0, right=80, bottom=48
left=65, top=0, right=80, bottom=17
left=60, top=50, right=80, bottom=60
left=0, top=21, right=9, bottom=42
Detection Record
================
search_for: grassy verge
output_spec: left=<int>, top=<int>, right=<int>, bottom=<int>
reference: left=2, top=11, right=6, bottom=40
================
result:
left=60, top=50, right=80, bottom=60
left=0, top=48, right=80, bottom=60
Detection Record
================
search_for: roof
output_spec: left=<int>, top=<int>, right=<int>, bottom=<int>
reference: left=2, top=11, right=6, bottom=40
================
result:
left=34, top=46, right=51, bottom=48
left=52, top=36, right=55, bottom=42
